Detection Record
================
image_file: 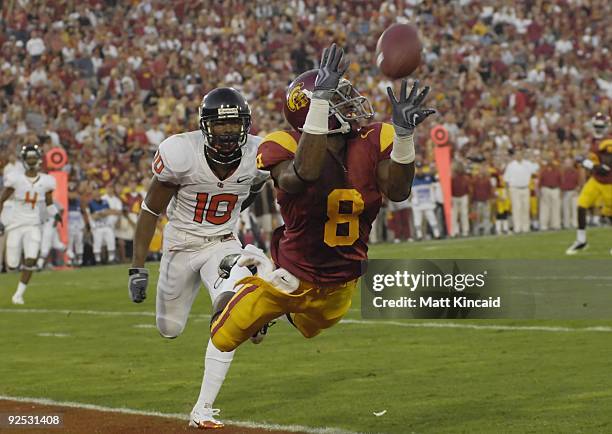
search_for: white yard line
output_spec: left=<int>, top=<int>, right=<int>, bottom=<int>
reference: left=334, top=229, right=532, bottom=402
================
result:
left=0, top=395, right=362, bottom=434
left=2, top=308, right=611, bottom=333
left=36, top=332, right=70, bottom=337
left=340, top=319, right=612, bottom=333
left=0, top=308, right=210, bottom=320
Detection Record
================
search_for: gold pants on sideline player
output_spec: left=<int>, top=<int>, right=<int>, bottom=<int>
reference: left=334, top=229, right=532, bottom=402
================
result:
left=211, top=276, right=357, bottom=352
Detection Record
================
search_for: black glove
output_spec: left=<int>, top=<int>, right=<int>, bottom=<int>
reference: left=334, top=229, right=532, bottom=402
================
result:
left=53, top=213, right=62, bottom=228
left=595, top=164, right=611, bottom=176
left=128, top=268, right=148, bottom=303
left=313, top=43, right=349, bottom=100
left=387, top=79, right=436, bottom=136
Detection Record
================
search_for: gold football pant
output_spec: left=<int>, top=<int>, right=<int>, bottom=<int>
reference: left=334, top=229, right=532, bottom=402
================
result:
left=577, top=177, right=612, bottom=216
left=211, top=276, right=357, bottom=352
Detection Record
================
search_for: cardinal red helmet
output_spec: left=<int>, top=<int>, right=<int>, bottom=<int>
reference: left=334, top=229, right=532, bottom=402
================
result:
left=283, top=69, right=374, bottom=135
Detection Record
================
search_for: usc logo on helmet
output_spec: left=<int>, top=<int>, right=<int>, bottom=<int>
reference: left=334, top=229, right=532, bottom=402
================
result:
left=287, top=82, right=309, bottom=112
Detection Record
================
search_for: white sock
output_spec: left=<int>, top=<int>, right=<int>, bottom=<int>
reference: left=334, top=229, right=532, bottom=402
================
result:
left=15, top=281, right=27, bottom=297
left=432, top=226, right=440, bottom=239
left=37, top=258, right=44, bottom=268
left=108, top=251, right=116, bottom=262
left=502, top=220, right=509, bottom=233
left=94, top=252, right=101, bottom=262
left=577, top=229, right=586, bottom=243
left=194, top=339, right=235, bottom=410
left=495, top=220, right=501, bottom=234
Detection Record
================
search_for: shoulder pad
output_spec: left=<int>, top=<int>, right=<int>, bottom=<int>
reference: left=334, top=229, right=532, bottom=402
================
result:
left=157, top=133, right=195, bottom=178
left=257, top=130, right=300, bottom=171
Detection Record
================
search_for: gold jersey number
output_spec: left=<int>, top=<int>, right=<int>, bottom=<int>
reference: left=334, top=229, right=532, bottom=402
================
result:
left=324, top=189, right=364, bottom=247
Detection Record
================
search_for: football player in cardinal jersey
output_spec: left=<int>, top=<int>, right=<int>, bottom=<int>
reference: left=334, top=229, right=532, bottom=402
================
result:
left=128, top=87, right=268, bottom=429
left=566, top=112, right=611, bottom=254
left=209, top=43, right=435, bottom=352
left=0, top=145, right=62, bottom=304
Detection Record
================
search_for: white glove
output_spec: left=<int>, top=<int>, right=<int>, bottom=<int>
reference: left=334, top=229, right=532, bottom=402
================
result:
left=582, top=159, right=594, bottom=170
left=237, top=245, right=275, bottom=278
left=267, top=268, right=300, bottom=294
left=237, top=245, right=299, bottom=293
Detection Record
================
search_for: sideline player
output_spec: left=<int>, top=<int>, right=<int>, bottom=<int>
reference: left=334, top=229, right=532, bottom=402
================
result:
left=209, top=43, right=435, bottom=352
left=0, top=145, right=62, bottom=304
left=128, top=88, right=267, bottom=428
left=566, top=112, right=611, bottom=254
left=66, top=183, right=89, bottom=266
left=411, top=162, right=441, bottom=240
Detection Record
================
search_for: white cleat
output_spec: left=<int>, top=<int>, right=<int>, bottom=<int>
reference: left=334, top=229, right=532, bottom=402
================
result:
left=11, top=294, right=24, bottom=305
left=565, top=241, right=588, bottom=255
left=189, top=407, right=224, bottom=430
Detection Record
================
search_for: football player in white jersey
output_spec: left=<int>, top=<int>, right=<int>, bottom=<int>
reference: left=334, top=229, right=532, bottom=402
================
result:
left=0, top=145, right=62, bottom=304
left=411, top=163, right=441, bottom=240
left=128, top=88, right=268, bottom=429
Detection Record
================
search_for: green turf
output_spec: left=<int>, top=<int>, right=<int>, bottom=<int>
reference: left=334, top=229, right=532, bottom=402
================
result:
left=0, top=228, right=611, bottom=433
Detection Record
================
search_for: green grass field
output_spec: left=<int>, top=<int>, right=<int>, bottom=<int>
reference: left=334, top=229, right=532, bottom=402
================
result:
left=1, top=228, right=611, bottom=433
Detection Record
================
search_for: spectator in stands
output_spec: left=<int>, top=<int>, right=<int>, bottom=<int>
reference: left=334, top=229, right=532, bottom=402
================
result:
left=0, top=0, right=608, bottom=254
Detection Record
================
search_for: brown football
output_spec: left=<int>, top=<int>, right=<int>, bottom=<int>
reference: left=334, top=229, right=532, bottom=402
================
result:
left=375, top=23, right=422, bottom=79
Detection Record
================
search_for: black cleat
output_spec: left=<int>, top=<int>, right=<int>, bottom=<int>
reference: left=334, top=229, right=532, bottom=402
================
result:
left=250, top=321, right=276, bottom=344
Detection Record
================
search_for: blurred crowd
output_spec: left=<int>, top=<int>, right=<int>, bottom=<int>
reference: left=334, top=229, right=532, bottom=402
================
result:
left=0, top=0, right=610, bottom=265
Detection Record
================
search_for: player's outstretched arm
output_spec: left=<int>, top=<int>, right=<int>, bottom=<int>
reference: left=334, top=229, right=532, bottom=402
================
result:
left=276, top=43, right=349, bottom=193
left=129, top=176, right=177, bottom=303
left=378, top=79, right=436, bottom=201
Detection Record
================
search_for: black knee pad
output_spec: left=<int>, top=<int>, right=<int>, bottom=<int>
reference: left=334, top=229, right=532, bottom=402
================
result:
left=210, top=291, right=235, bottom=326
left=218, top=254, right=241, bottom=279
left=218, top=253, right=257, bottom=279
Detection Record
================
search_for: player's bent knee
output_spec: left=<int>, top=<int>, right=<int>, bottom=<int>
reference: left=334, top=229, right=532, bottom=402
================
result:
left=210, top=334, right=238, bottom=353
left=156, top=317, right=185, bottom=339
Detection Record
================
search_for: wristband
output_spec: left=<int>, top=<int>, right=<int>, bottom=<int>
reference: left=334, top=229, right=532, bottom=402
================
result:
left=302, top=98, right=329, bottom=135
left=140, top=200, right=160, bottom=217
left=390, top=133, right=416, bottom=164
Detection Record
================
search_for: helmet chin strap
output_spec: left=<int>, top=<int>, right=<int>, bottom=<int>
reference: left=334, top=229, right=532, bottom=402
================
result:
left=204, top=145, right=242, bottom=166
left=329, top=113, right=352, bottom=135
